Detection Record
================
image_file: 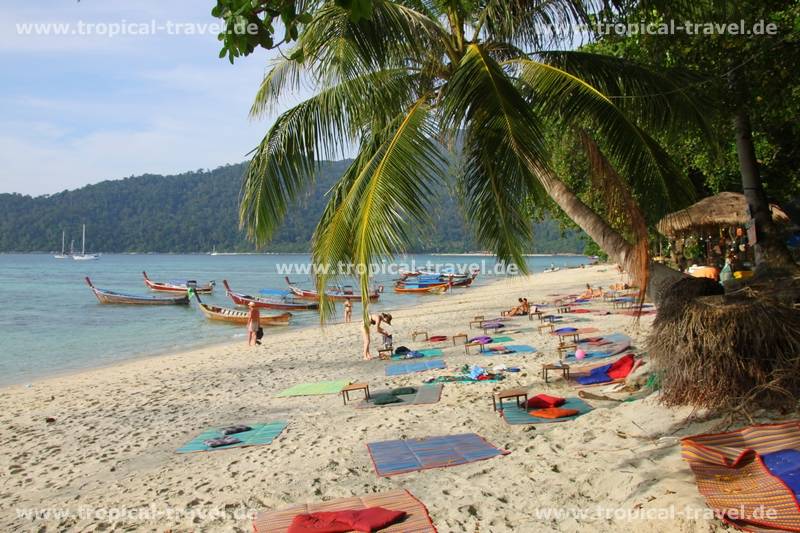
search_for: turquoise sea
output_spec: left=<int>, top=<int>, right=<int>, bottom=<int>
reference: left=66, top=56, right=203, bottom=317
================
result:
left=0, top=253, right=590, bottom=386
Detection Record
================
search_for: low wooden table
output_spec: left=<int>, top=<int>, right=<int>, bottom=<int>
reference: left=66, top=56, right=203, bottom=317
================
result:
left=541, top=363, right=570, bottom=384
left=529, top=310, right=543, bottom=321
left=556, top=343, right=577, bottom=359
left=452, top=333, right=468, bottom=346
left=465, top=341, right=484, bottom=355
left=492, top=387, right=529, bottom=412
left=412, top=330, right=429, bottom=341
left=377, top=348, right=393, bottom=360
left=537, top=323, right=555, bottom=334
left=557, top=305, right=571, bottom=313
left=468, top=316, right=485, bottom=328
left=554, top=331, right=580, bottom=344
left=341, top=383, right=370, bottom=405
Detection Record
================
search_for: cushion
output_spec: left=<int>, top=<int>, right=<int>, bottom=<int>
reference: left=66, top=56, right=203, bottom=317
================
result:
left=526, top=394, right=565, bottom=409
left=429, top=335, right=447, bottom=342
left=607, top=354, right=636, bottom=379
left=529, top=407, right=580, bottom=419
left=390, top=387, right=417, bottom=396
left=372, top=395, right=402, bottom=405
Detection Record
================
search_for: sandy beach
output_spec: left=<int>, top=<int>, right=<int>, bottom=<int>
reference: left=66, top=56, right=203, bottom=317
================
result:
left=0, top=265, right=729, bottom=532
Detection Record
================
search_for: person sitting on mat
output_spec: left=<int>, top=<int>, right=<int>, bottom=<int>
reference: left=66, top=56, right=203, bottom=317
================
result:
left=362, top=312, right=392, bottom=360
left=506, top=298, right=524, bottom=316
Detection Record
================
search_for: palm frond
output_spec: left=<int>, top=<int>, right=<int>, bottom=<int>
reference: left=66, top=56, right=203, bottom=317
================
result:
left=311, top=97, right=446, bottom=321
left=441, top=43, right=553, bottom=269
left=250, top=56, right=306, bottom=118
left=241, top=69, right=419, bottom=245
left=511, top=57, right=696, bottom=219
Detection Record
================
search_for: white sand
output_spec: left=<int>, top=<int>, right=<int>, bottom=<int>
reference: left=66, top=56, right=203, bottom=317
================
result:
left=0, top=265, right=730, bottom=532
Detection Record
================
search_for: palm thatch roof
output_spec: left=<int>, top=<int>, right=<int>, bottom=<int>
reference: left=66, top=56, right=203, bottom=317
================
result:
left=656, top=192, right=790, bottom=237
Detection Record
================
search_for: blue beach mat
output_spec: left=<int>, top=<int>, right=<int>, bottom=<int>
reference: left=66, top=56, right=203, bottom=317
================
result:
left=386, top=359, right=446, bottom=376
left=565, top=333, right=631, bottom=361
left=367, top=433, right=508, bottom=476
left=177, top=421, right=288, bottom=453
left=391, top=348, right=444, bottom=359
left=501, top=398, right=593, bottom=425
left=484, top=345, right=537, bottom=356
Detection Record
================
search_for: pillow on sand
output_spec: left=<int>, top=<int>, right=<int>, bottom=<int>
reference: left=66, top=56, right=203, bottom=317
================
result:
left=390, top=387, right=417, bottom=396
left=527, top=394, right=565, bottom=409
left=529, top=407, right=579, bottom=419
left=372, top=395, right=402, bottom=405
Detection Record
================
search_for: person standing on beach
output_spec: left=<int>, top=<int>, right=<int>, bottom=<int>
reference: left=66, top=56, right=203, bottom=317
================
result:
left=247, top=302, right=260, bottom=346
left=344, top=299, right=352, bottom=323
left=362, top=312, right=392, bottom=360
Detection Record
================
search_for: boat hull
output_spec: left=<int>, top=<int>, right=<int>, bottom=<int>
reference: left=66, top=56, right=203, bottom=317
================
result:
left=285, top=277, right=380, bottom=302
left=192, top=291, right=291, bottom=325
left=394, top=282, right=450, bottom=294
left=143, top=271, right=214, bottom=293
left=223, top=280, right=318, bottom=310
left=86, top=278, right=189, bottom=305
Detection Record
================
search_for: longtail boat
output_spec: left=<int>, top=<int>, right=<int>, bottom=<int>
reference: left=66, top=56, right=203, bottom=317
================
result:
left=223, top=280, right=318, bottom=311
left=191, top=290, right=291, bottom=326
left=398, top=270, right=478, bottom=287
left=86, top=277, right=189, bottom=305
left=285, top=277, right=381, bottom=302
left=143, top=271, right=214, bottom=293
left=393, top=281, right=450, bottom=294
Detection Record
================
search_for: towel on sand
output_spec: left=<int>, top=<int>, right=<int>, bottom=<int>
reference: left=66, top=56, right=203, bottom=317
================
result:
left=288, top=507, right=406, bottom=533
left=575, top=354, right=635, bottom=385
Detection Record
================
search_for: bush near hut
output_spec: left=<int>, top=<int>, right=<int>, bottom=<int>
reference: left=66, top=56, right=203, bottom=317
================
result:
left=648, top=276, right=800, bottom=413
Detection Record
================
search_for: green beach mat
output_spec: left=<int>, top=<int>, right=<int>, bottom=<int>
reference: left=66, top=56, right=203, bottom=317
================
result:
left=501, top=398, right=592, bottom=425
left=276, top=380, right=350, bottom=397
left=177, top=421, right=288, bottom=453
left=391, top=348, right=443, bottom=359
left=488, top=336, right=514, bottom=343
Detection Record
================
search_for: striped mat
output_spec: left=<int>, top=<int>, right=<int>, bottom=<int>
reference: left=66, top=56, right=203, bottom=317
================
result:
left=367, top=433, right=508, bottom=476
left=252, top=489, right=436, bottom=532
left=501, top=398, right=593, bottom=425
left=177, top=421, right=287, bottom=453
left=385, top=359, right=446, bottom=377
left=355, top=384, right=443, bottom=409
left=483, top=344, right=537, bottom=356
left=276, top=380, right=350, bottom=397
left=682, top=420, right=800, bottom=532
left=565, top=333, right=631, bottom=361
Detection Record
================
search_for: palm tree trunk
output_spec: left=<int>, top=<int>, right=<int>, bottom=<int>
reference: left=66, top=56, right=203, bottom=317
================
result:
left=729, top=69, right=796, bottom=269
left=542, top=177, right=684, bottom=300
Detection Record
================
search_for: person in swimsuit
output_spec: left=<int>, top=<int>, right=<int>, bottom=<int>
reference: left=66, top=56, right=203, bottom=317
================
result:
left=362, top=312, right=392, bottom=360
left=247, top=302, right=261, bottom=346
left=343, top=299, right=352, bottom=323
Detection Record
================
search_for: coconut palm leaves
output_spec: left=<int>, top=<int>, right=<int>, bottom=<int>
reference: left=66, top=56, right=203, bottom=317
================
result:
left=240, top=0, right=715, bottom=320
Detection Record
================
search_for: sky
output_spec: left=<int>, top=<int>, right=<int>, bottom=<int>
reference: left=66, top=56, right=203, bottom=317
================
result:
left=0, top=1, right=303, bottom=196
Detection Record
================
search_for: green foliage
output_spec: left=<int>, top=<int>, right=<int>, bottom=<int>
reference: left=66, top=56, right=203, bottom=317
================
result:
left=0, top=161, right=585, bottom=254
left=212, top=0, right=373, bottom=63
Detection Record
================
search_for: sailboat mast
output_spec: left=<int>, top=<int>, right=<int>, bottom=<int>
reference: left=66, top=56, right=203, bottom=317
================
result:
left=82, top=224, right=86, bottom=255
left=61, top=231, right=65, bottom=255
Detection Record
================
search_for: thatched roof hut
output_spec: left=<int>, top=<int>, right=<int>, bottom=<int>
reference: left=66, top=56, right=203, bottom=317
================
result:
left=656, top=192, right=790, bottom=237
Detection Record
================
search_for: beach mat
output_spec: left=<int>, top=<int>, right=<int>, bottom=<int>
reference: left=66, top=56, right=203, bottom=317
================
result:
left=252, top=488, right=436, bottom=533
left=502, top=398, right=592, bottom=425
left=392, top=348, right=444, bottom=360
left=367, top=433, right=508, bottom=476
left=355, top=384, right=443, bottom=409
left=682, top=420, right=800, bottom=532
left=565, top=333, right=631, bottom=361
left=386, top=359, right=446, bottom=376
left=484, top=344, right=537, bottom=356
left=177, top=421, right=287, bottom=453
left=276, top=380, right=350, bottom=397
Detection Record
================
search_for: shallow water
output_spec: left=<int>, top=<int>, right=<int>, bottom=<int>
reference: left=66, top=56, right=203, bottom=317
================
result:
left=0, top=253, right=589, bottom=385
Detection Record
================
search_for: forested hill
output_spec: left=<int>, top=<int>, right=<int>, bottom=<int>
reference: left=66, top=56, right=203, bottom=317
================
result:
left=0, top=161, right=587, bottom=254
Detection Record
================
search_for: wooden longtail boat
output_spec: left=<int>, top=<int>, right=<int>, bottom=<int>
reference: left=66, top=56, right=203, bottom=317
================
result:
left=143, top=271, right=214, bottom=293
left=222, top=280, right=318, bottom=311
left=284, top=277, right=381, bottom=302
left=393, top=281, right=450, bottom=294
left=191, top=291, right=291, bottom=326
left=398, top=270, right=479, bottom=287
left=86, top=277, right=189, bottom=305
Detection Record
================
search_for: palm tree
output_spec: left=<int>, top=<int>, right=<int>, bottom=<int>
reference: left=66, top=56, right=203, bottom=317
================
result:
left=240, top=0, right=710, bottom=318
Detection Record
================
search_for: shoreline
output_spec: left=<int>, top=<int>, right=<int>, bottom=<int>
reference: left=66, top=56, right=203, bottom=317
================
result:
left=1, top=264, right=726, bottom=533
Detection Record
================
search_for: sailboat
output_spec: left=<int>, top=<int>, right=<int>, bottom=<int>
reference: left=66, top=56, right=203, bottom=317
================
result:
left=73, top=224, right=99, bottom=261
left=54, top=230, right=69, bottom=259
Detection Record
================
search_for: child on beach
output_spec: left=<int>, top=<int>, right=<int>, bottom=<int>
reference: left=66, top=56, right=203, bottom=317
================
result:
left=343, top=299, right=352, bottom=323
left=247, top=302, right=260, bottom=346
